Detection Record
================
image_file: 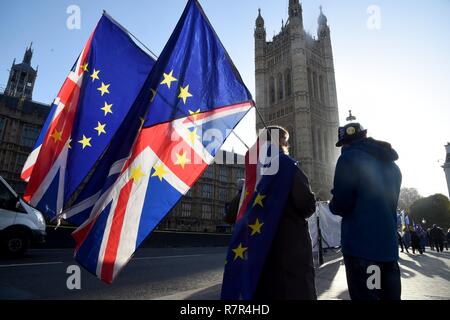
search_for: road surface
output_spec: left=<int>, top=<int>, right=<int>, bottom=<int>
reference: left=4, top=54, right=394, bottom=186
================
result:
left=1, top=247, right=449, bottom=299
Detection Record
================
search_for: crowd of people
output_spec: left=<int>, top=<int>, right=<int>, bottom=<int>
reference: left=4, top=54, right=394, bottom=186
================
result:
left=398, top=224, right=449, bottom=255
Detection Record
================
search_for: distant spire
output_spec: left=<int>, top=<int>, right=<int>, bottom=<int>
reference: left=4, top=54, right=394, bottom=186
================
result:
left=23, top=42, right=34, bottom=64
left=318, top=5, right=328, bottom=25
left=255, top=8, right=264, bottom=28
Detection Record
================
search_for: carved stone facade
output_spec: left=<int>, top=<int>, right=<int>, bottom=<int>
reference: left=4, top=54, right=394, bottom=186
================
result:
left=255, top=1, right=340, bottom=199
left=0, top=46, right=50, bottom=194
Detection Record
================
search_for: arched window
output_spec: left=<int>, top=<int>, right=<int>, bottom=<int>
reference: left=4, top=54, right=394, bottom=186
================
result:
left=269, top=77, right=275, bottom=104
left=313, top=72, right=319, bottom=100
left=323, top=130, right=329, bottom=162
left=312, top=127, right=317, bottom=160
left=319, top=75, right=325, bottom=102
left=285, top=69, right=292, bottom=97
left=307, top=68, right=312, bottom=98
left=278, top=73, right=283, bottom=100
left=317, top=127, right=323, bottom=161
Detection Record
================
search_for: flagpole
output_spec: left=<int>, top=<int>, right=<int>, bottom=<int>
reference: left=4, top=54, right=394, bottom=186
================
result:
left=103, top=10, right=268, bottom=150
left=102, top=10, right=159, bottom=60
left=231, top=130, right=250, bottom=150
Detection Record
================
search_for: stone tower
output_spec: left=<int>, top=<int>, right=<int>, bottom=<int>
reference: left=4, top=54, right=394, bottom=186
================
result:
left=5, top=43, right=38, bottom=100
left=255, top=1, right=340, bottom=200
left=443, top=143, right=450, bottom=197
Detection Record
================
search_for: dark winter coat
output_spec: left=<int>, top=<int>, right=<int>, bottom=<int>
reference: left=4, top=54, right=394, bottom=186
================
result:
left=225, top=164, right=317, bottom=300
left=329, top=137, right=402, bottom=262
left=430, top=226, right=446, bottom=242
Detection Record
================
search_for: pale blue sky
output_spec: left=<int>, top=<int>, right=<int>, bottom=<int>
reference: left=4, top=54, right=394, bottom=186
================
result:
left=1, top=0, right=449, bottom=197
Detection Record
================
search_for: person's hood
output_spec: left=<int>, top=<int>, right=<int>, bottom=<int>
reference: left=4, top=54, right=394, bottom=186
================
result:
left=344, top=137, right=399, bottom=162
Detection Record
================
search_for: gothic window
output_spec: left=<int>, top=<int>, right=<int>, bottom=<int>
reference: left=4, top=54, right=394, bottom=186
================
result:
left=201, top=184, right=213, bottom=199
left=323, top=130, right=329, bottom=162
left=285, top=69, right=292, bottom=97
left=278, top=73, right=283, bottom=100
left=202, top=205, right=212, bottom=220
left=269, top=77, right=275, bottom=104
left=21, top=125, right=39, bottom=147
left=307, top=68, right=313, bottom=99
left=203, top=166, right=213, bottom=179
left=219, top=167, right=228, bottom=182
left=319, top=75, right=325, bottom=102
left=312, top=127, right=317, bottom=159
left=0, top=117, right=6, bottom=141
left=317, top=128, right=323, bottom=161
left=313, top=72, right=319, bottom=100
left=217, top=188, right=227, bottom=201
left=14, top=154, right=28, bottom=174
left=181, top=203, right=191, bottom=217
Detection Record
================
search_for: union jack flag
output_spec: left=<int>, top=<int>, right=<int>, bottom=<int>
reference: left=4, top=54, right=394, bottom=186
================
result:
left=72, top=0, right=254, bottom=283
left=21, top=14, right=155, bottom=222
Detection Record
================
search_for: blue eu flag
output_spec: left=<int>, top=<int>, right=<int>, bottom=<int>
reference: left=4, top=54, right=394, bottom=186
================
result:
left=221, top=151, right=298, bottom=300
left=33, top=13, right=155, bottom=221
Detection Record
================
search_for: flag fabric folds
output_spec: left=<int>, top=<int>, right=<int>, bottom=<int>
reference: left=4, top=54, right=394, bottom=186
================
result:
left=221, top=145, right=299, bottom=300
left=22, top=14, right=155, bottom=221
left=72, top=0, right=254, bottom=283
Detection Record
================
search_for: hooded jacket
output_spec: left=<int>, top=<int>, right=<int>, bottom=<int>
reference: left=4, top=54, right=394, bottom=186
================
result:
left=329, top=138, right=402, bottom=262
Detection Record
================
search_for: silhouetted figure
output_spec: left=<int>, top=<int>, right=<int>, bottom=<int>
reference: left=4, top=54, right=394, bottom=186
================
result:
left=427, top=228, right=435, bottom=251
left=397, top=232, right=409, bottom=253
left=430, top=224, right=446, bottom=252
left=329, top=122, right=402, bottom=300
left=410, top=227, right=423, bottom=255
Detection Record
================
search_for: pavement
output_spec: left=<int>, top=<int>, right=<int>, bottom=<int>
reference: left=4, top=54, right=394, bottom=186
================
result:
left=316, top=250, right=450, bottom=300
left=0, top=247, right=449, bottom=300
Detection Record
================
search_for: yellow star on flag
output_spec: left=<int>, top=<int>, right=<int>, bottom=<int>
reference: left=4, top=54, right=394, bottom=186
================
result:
left=94, top=122, right=106, bottom=136
left=160, top=70, right=177, bottom=89
left=253, top=193, right=266, bottom=208
left=101, top=102, right=113, bottom=116
left=187, top=127, right=200, bottom=145
left=50, top=129, right=62, bottom=143
left=178, top=85, right=193, bottom=105
left=152, top=164, right=168, bottom=182
left=78, top=135, right=92, bottom=149
left=130, top=165, right=146, bottom=184
left=90, top=69, right=100, bottom=82
left=97, top=82, right=110, bottom=96
left=81, top=63, right=89, bottom=73
left=232, top=243, right=248, bottom=261
left=66, top=138, right=72, bottom=149
left=188, top=109, right=201, bottom=120
left=174, top=151, right=190, bottom=169
left=248, top=218, right=264, bottom=236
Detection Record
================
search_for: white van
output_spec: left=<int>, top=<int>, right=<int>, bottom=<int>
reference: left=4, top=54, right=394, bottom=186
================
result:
left=0, top=176, right=46, bottom=257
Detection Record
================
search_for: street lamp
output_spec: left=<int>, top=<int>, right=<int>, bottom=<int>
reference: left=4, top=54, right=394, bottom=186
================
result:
left=422, top=218, right=426, bottom=225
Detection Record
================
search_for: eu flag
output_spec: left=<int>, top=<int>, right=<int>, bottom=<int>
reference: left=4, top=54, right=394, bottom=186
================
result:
left=72, top=0, right=254, bottom=283
left=23, top=14, right=155, bottom=221
left=221, top=149, right=298, bottom=300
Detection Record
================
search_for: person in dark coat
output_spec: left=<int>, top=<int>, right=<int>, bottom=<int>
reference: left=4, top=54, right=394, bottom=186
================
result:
left=397, top=231, right=409, bottom=253
left=329, top=122, right=402, bottom=300
left=430, top=224, right=446, bottom=252
left=410, top=226, right=423, bottom=255
left=427, top=228, right=435, bottom=251
left=224, top=126, right=317, bottom=300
